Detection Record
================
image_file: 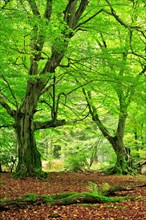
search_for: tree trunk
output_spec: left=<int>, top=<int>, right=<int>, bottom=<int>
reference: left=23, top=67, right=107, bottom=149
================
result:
left=14, top=113, right=42, bottom=178
left=110, top=137, right=130, bottom=174
left=88, top=101, right=132, bottom=174
left=107, top=113, right=133, bottom=174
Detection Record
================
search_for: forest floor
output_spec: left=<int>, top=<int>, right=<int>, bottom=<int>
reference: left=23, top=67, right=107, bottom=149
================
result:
left=0, top=172, right=146, bottom=220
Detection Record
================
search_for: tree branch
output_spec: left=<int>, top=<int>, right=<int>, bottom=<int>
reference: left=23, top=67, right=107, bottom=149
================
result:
left=63, top=0, right=78, bottom=28
left=26, top=0, right=40, bottom=16
left=2, top=75, right=19, bottom=110
left=44, top=0, right=52, bottom=20
left=105, top=0, right=141, bottom=30
left=34, top=119, right=66, bottom=130
left=126, top=66, right=146, bottom=105
left=75, top=9, right=103, bottom=30
left=82, top=89, right=112, bottom=142
left=0, top=93, right=15, bottom=118
left=63, top=0, right=89, bottom=30
left=75, top=0, right=89, bottom=22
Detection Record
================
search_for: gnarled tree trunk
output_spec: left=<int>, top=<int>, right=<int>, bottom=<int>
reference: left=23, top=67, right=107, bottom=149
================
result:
left=14, top=114, right=42, bottom=177
left=110, top=137, right=131, bottom=174
left=0, top=0, right=93, bottom=178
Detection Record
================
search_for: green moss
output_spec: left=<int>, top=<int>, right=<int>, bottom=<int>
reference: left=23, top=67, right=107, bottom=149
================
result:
left=82, top=192, right=124, bottom=203
left=41, top=195, right=51, bottom=202
left=42, top=192, right=78, bottom=202
left=0, top=197, right=12, bottom=204
left=16, top=193, right=38, bottom=202
left=61, top=193, right=79, bottom=203
left=53, top=192, right=78, bottom=200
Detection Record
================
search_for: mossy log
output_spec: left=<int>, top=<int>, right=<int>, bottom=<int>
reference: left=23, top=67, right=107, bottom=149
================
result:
left=0, top=192, right=125, bottom=211
left=1, top=183, right=145, bottom=211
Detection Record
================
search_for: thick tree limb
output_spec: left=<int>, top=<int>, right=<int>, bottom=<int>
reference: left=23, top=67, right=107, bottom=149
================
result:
left=75, top=0, right=89, bottom=23
left=63, top=0, right=89, bottom=29
left=34, top=119, right=66, bottom=130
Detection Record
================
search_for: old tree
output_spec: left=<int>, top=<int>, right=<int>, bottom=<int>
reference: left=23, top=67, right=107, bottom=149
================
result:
left=0, top=0, right=93, bottom=177
left=0, top=0, right=146, bottom=177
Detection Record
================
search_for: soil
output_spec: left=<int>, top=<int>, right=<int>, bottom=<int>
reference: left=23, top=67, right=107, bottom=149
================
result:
left=0, top=172, right=146, bottom=220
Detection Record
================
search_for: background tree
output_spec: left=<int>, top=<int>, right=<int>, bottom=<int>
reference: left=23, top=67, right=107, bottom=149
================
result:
left=62, top=0, right=146, bottom=174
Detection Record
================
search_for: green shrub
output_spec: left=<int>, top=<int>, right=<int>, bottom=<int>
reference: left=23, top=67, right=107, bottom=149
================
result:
left=64, top=151, right=88, bottom=171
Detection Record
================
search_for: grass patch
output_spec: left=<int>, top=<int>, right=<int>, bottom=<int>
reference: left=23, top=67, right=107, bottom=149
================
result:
left=82, top=192, right=125, bottom=203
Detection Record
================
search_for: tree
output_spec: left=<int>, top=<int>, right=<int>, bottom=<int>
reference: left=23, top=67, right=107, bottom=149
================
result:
left=83, top=1, right=146, bottom=173
left=62, top=0, right=146, bottom=174
left=0, top=0, right=93, bottom=177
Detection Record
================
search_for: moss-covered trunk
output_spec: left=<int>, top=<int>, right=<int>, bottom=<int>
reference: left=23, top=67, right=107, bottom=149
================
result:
left=108, top=113, right=132, bottom=174
left=14, top=80, right=43, bottom=178
left=110, top=137, right=130, bottom=174
left=15, top=113, right=42, bottom=178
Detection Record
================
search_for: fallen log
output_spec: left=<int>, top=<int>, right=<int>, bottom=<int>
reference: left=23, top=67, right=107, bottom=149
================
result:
left=1, top=183, right=145, bottom=211
left=0, top=192, right=125, bottom=211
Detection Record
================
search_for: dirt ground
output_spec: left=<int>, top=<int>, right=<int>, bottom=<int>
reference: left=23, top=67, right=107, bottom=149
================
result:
left=0, top=172, right=146, bottom=220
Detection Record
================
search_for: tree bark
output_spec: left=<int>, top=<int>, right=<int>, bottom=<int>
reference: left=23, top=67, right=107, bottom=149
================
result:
left=109, top=137, right=131, bottom=174
left=14, top=113, right=42, bottom=178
